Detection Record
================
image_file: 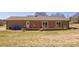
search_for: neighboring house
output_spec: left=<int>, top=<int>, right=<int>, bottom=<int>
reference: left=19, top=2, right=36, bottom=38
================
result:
left=70, top=16, right=79, bottom=24
left=0, top=20, right=5, bottom=26
left=70, top=13, right=79, bottom=24
left=6, top=16, right=69, bottom=30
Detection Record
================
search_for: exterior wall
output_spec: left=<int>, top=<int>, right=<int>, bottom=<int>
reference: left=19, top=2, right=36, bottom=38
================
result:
left=29, top=20, right=69, bottom=29
left=48, top=21, right=55, bottom=28
left=29, top=21, right=42, bottom=29
left=6, top=20, right=26, bottom=29
left=62, top=21, right=69, bottom=29
left=48, top=21, right=69, bottom=29
left=6, top=20, right=69, bottom=30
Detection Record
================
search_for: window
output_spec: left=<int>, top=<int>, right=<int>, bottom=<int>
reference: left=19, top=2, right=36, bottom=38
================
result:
left=56, top=21, right=61, bottom=27
left=42, top=21, right=48, bottom=28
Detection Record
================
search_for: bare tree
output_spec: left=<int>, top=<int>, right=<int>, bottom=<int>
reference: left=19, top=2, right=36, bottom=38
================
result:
left=51, top=14, right=55, bottom=16
left=60, top=14, right=65, bottom=17
left=35, top=12, right=48, bottom=16
left=55, top=13, right=61, bottom=16
left=51, top=13, right=65, bottom=17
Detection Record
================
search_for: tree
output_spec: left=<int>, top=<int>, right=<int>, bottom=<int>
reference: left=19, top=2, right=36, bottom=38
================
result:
left=55, top=13, right=61, bottom=16
left=35, top=12, right=48, bottom=16
left=60, top=14, right=65, bottom=17
left=51, top=14, right=55, bottom=16
left=51, top=13, right=65, bottom=17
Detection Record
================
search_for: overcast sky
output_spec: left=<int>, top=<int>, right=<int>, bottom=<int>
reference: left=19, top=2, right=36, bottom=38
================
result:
left=0, top=12, right=76, bottom=19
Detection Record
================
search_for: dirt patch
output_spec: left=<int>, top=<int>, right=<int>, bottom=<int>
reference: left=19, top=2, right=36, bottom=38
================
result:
left=0, top=27, right=6, bottom=31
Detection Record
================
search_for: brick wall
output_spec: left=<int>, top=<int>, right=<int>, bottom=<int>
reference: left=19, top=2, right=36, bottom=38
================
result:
left=30, top=21, right=42, bottom=29
left=6, top=20, right=26, bottom=29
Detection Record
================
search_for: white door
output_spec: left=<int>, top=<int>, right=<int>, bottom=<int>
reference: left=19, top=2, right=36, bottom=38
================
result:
left=26, top=21, right=30, bottom=28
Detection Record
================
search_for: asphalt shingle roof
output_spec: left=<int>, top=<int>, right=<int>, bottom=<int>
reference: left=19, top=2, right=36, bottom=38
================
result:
left=7, top=16, right=69, bottom=21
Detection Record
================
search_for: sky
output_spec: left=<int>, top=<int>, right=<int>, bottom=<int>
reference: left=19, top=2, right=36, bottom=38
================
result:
left=0, top=12, right=77, bottom=19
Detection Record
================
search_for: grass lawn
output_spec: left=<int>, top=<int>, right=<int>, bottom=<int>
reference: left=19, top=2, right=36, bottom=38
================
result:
left=0, top=24, right=79, bottom=47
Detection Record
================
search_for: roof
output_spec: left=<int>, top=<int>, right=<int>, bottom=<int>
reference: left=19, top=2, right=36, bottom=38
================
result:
left=7, top=16, right=69, bottom=21
left=7, top=16, right=27, bottom=20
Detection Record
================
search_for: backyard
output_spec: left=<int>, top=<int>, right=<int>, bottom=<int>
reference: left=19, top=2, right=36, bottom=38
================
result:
left=0, top=24, right=79, bottom=47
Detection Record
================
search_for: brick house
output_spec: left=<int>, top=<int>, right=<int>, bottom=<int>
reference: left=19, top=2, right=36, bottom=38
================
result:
left=0, top=20, right=5, bottom=26
left=6, top=16, right=69, bottom=30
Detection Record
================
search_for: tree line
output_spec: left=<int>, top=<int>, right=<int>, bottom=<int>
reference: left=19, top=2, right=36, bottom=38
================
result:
left=34, top=12, right=65, bottom=17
